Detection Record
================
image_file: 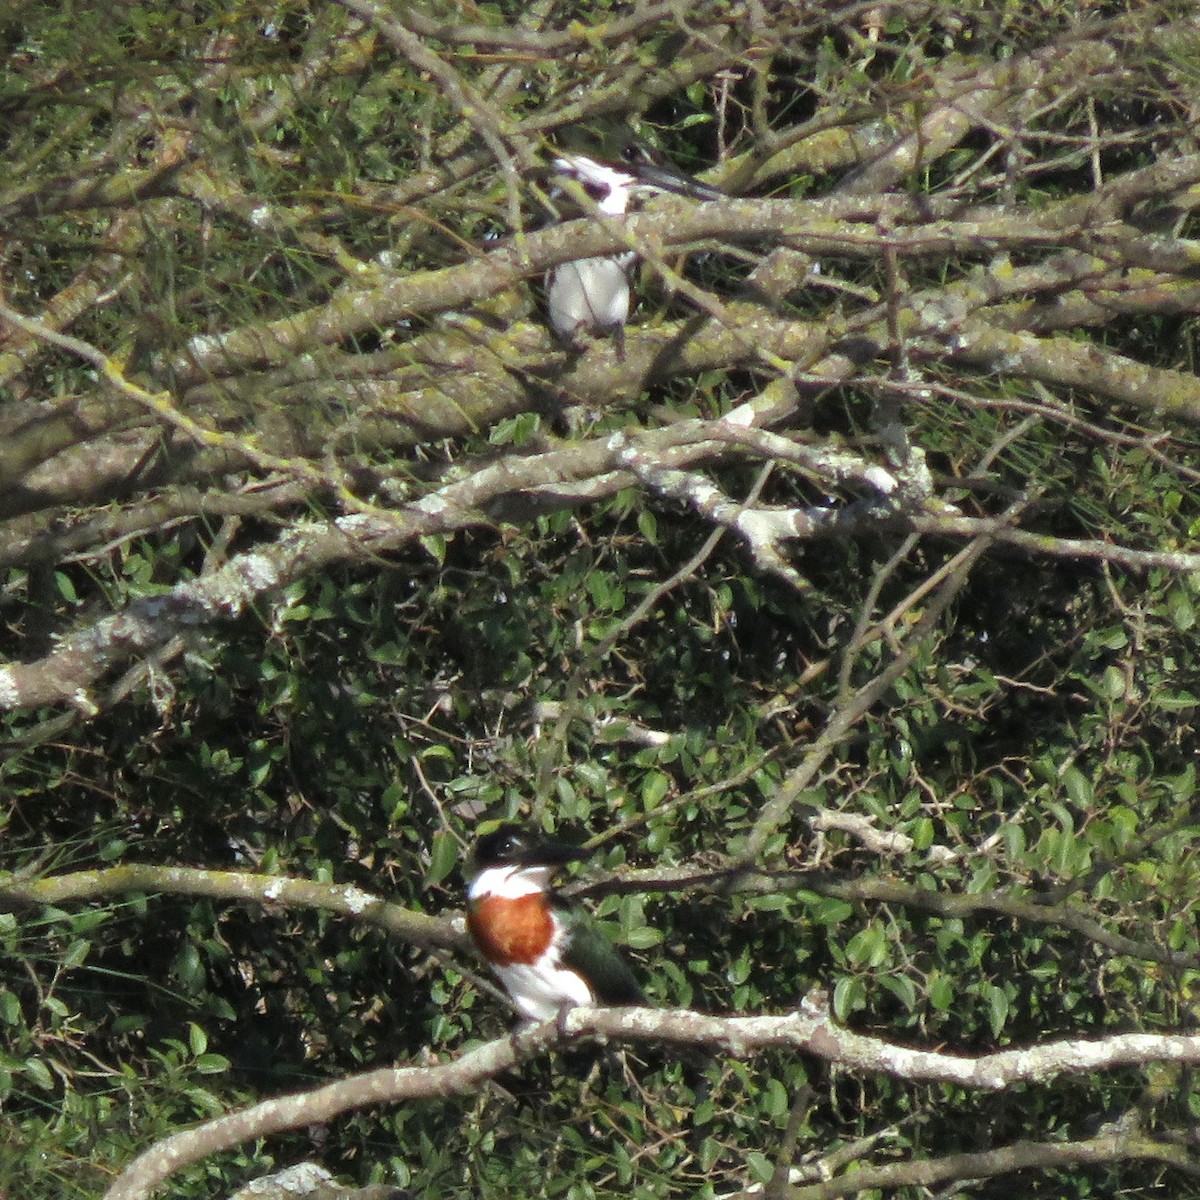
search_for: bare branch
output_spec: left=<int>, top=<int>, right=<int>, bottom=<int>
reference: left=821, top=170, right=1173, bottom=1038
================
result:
left=0, top=864, right=457, bottom=951
left=103, top=1021, right=562, bottom=1200
left=745, top=531, right=997, bottom=858
left=103, top=1001, right=1200, bottom=1200
left=786, top=1127, right=1192, bottom=1199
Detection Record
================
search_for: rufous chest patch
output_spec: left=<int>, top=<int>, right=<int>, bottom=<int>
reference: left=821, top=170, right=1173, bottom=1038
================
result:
left=468, top=893, right=556, bottom=966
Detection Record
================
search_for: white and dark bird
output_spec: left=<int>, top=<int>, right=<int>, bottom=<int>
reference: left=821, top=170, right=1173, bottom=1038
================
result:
left=466, top=824, right=645, bottom=1023
left=545, top=148, right=722, bottom=348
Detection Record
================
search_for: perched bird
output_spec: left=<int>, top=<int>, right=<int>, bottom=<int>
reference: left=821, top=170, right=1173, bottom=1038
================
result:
left=466, top=823, right=645, bottom=1022
left=545, top=147, right=722, bottom=347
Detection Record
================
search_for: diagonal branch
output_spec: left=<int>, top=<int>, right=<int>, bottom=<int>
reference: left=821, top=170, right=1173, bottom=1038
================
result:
left=784, top=1128, right=1193, bottom=1199
left=103, top=999, right=1200, bottom=1200
left=744, top=527, right=1001, bottom=860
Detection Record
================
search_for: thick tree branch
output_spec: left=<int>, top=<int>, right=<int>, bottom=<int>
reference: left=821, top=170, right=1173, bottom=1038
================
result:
left=103, top=1020, right=562, bottom=1200
left=2, top=388, right=1197, bottom=715
left=161, top=181, right=1200, bottom=387
left=0, top=864, right=458, bottom=951
left=784, top=1127, right=1193, bottom=1199
left=104, top=1000, right=1200, bottom=1200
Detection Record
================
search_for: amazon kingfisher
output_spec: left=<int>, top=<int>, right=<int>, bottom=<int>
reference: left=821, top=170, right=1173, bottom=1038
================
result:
left=466, top=823, right=645, bottom=1022
left=546, top=146, right=722, bottom=347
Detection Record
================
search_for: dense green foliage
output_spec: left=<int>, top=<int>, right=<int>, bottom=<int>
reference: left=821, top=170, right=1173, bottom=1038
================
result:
left=3, top=0, right=1200, bottom=1197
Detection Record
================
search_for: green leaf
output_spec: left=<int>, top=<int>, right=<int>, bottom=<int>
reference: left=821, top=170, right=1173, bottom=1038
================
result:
left=195, top=1053, right=232, bottom=1075
left=1168, top=587, right=1196, bottom=630
left=833, top=976, right=866, bottom=1020
left=763, top=1076, right=789, bottom=1120
left=986, top=985, right=1010, bottom=1038
left=174, top=943, right=204, bottom=991
left=1101, top=666, right=1126, bottom=700
left=746, top=1152, right=775, bottom=1183
left=640, top=771, right=670, bottom=810
left=800, top=894, right=854, bottom=925
left=188, top=1022, right=207, bottom=1057
left=878, top=974, right=918, bottom=1012
left=911, top=817, right=935, bottom=851
left=419, top=534, right=447, bottom=565
left=1062, top=766, right=1092, bottom=808
left=928, top=973, right=955, bottom=1012
left=624, top=925, right=663, bottom=950
left=62, top=939, right=90, bottom=970
left=426, top=831, right=459, bottom=887
left=22, top=1057, right=55, bottom=1091
left=0, top=991, right=21, bottom=1025
left=845, top=924, right=890, bottom=969
left=54, top=571, right=78, bottom=602
left=637, top=509, right=658, bottom=543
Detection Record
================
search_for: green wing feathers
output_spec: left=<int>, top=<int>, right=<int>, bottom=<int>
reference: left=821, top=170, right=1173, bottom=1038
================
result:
left=558, top=909, right=646, bottom=1006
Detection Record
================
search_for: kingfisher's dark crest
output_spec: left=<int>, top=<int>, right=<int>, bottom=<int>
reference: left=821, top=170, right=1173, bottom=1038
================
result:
left=466, top=824, right=646, bottom=1022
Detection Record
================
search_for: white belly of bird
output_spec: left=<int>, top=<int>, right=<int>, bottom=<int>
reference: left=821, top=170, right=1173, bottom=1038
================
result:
left=546, top=254, right=634, bottom=338
left=494, top=957, right=594, bottom=1022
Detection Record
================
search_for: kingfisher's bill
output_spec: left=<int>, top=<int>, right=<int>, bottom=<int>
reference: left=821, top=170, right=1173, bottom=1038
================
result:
left=466, top=823, right=646, bottom=1022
